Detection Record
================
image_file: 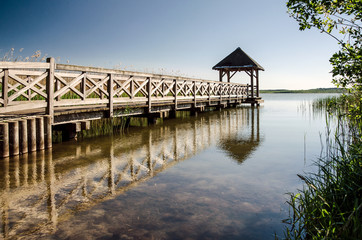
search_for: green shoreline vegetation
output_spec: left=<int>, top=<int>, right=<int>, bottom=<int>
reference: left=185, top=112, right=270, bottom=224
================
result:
left=280, top=95, right=362, bottom=239
left=279, top=1, right=361, bottom=239
left=260, top=88, right=345, bottom=94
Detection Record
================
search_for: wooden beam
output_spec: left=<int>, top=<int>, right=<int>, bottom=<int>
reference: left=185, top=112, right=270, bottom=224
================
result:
left=229, top=71, right=237, bottom=81
left=0, top=123, right=9, bottom=158
left=148, top=77, right=152, bottom=112
left=108, top=73, right=114, bottom=117
left=250, top=69, right=254, bottom=98
left=174, top=78, right=177, bottom=110
left=256, top=70, right=259, bottom=97
left=36, top=117, right=45, bottom=150
left=46, top=58, right=55, bottom=121
left=81, top=121, right=91, bottom=130
left=9, top=121, right=19, bottom=156
left=2, top=69, right=8, bottom=107
left=19, top=119, right=28, bottom=154
left=44, top=116, right=52, bottom=149
left=193, top=81, right=197, bottom=108
left=0, top=62, right=50, bottom=69
left=27, top=118, right=37, bottom=152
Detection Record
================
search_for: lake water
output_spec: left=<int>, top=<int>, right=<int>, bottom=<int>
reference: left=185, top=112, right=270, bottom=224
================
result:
left=0, top=93, right=339, bottom=239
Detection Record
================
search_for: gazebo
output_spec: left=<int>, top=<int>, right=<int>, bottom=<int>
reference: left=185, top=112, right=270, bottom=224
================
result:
left=212, top=47, right=264, bottom=99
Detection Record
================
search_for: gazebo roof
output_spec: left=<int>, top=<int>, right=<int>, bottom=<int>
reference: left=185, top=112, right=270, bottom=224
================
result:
left=212, top=47, right=264, bottom=71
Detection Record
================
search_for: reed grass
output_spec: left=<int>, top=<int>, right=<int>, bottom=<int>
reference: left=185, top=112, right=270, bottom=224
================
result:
left=279, top=95, right=362, bottom=240
left=77, top=117, right=129, bottom=140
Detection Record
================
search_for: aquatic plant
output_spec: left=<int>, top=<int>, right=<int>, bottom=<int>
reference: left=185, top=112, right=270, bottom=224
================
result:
left=279, top=100, right=362, bottom=239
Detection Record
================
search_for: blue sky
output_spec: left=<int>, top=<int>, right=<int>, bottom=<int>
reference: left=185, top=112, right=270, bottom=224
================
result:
left=0, top=0, right=339, bottom=89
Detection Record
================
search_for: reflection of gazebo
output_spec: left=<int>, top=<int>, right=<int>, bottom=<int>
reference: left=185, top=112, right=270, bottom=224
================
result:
left=220, top=107, right=262, bottom=164
left=212, top=47, right=264, bottom=101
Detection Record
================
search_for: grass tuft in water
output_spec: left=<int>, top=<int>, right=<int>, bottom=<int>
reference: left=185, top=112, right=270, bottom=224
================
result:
left=279, top=95, right=362, bottom=240
left=77, top=117, right=130, bottom=140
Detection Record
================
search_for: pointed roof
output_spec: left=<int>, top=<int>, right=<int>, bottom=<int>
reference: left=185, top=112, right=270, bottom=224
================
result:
left=212, top=47, right=264, bottom=71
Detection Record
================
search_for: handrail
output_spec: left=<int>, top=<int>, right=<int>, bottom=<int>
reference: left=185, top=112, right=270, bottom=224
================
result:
left=0, top=58, right=252, bottom=118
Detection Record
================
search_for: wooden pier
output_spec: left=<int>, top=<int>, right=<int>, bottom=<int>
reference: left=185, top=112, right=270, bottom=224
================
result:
left=0, top=51, right=263, bottom=157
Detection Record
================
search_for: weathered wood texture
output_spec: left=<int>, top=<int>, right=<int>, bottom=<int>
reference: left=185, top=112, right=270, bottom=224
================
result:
left=0, top=58, right=252, bottom=118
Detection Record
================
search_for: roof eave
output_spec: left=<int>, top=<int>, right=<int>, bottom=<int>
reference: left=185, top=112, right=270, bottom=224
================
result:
left=212, top=66, right=265, bottom=71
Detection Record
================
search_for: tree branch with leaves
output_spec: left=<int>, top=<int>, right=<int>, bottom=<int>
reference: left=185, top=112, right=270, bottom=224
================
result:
left=287, top=0, right=361, bottom=126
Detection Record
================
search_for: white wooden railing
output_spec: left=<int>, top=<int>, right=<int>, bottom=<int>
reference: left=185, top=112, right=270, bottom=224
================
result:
left=0, top=58, right=250, bottom=117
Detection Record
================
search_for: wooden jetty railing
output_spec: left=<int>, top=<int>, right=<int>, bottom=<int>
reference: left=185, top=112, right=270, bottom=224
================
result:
left=0, top=58, right=254, bottom=117
left=0, top=58, right=261, bottom=157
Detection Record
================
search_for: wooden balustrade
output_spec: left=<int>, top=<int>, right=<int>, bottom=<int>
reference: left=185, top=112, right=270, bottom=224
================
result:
left=0, top=58, right=250, bottom=117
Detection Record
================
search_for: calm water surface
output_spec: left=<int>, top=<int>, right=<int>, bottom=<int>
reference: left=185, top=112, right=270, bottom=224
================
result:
left=0, top=93, right=338, bottom=239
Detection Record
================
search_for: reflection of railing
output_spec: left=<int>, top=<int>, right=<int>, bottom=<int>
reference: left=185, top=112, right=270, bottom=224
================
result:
left=0, top=107, right=261, bottom=239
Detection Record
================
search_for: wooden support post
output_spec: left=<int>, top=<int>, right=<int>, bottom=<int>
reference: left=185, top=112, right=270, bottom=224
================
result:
left=19, top=119, right=28, bottom=154
left=250, top=69, right=254, bottom=98
left=9, top=121, right=19, bottom=156
left=193, top=81, right=197, bottom=108
left=174, top=79, right=177, bottom=110
left=81, top=72, right=86, bottom=100
left=148, top=77, right=152, bottom=113
left=227, top=71, right=230, bottom=83
left=46, top=58, right=55, bottom=121
left=55, top=75, right=60, bottom=101
left=256, top=70, right=259, bottom=97
left=229, top=84, right=231, bottom=103
left=130, top=77, right=134, bottom=100
left=36, top=117, right=45, bottom=150
left=208, top=82, right=211, bottom=105
left=219, top=83, right=222, bottom=104
left=27, top=76, right=31, bottom=101
left=81, top=121, right=91, bottom=130
left=2, top=69, right=9, bottom=107
left=75, top=122, right=82, bottom=132
left=27, top=118, right=37, bottom=152
left=219, top=70, right=223, bottom=82
left=0, top=123, right=9, bottom=158
left=44, top=115, right=52, bottom=149
left=108, top=74, right=114, bottom=117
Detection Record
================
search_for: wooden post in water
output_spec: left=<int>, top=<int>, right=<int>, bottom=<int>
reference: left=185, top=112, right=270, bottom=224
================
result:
left=0, top=123, right=9, bottom=158
left=19, top=119, right=28, bottom=154
left=27, top=117, right=37, bottom=152
left=9, top=121, right=19, bottom=156
left=44, top=115, right=52, bottom=149
left=36, top=117, right=45, bottom=150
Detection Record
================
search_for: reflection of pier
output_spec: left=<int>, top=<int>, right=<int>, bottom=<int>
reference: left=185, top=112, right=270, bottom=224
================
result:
left=0, top=107, right=261, bottom=239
